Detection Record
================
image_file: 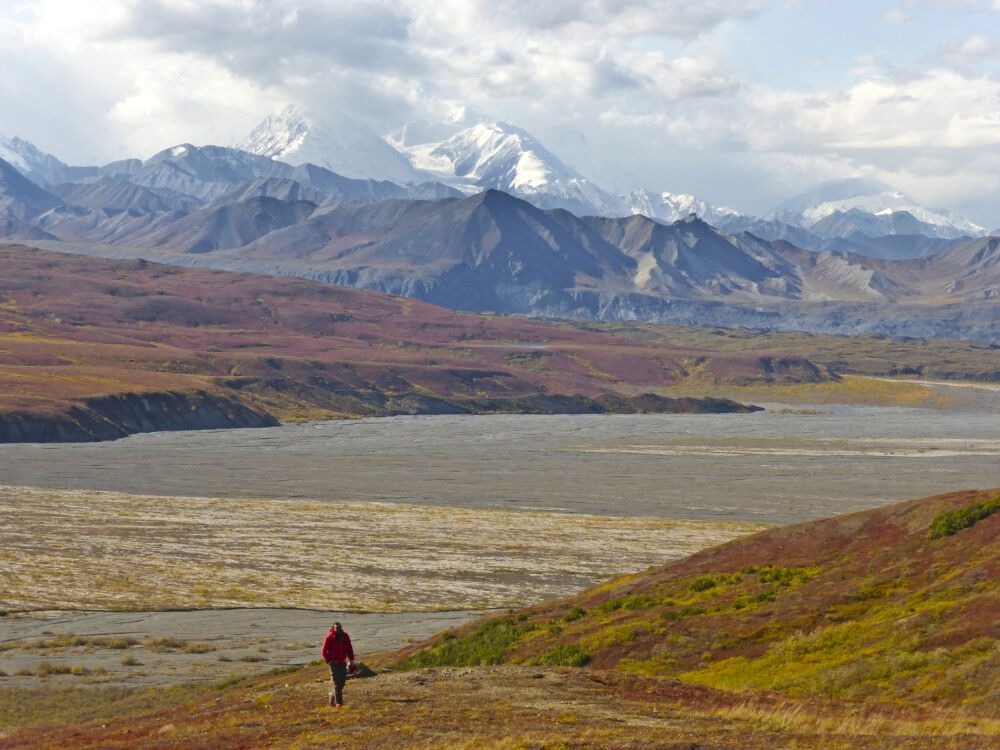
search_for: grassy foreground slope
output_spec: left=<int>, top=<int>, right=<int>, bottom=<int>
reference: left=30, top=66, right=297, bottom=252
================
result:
left=399, top=488, right=1000, bottom=713
left=0, top=244, right=830, bottom=441
left=5, top=489, right=1000, bottom=749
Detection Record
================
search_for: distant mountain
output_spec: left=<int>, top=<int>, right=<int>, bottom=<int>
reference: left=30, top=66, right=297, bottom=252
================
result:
left=237, top=108, right=994, bottom=254
left=50, top=176, right=201, bottom=213
left=624, top=190, right=745, bottom=226
left=213, top=177, right=329, bottom=206
left=0, top=134, right=96, bottom=185
left=920, top=236, right=1000, bottom=302
left=131, top=144, right=292, bottom=201
left=773, top=177, right=892, bottom=215
left=6, top=176, right=999, bottom=339
left=718, top=216, right=824, bottom=248
left=0, top=156, right=64, bottom=220
left=397, top=121, right=619, bottom=216
left=125, top=196, right=319, bottom=254
left=99, top=159, right=142, bottom=179
left=386, top=102, right=483, bottom=150
left=773, top=178, right=985, bottom=240
left=2, top=117, right=997, bottom=340
left=32, top=186, right=989, bottom=310
left=225, top=189, right=635, bottom=311
left=237, top=104, right=423, bottom=185
left=0, top=214, right=57, bottom=241
left=819, top=233, right=960, bottom=261
left=84, top=143, right=458, bottom=208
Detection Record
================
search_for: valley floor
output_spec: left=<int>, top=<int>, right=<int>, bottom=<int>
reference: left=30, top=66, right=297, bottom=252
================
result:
left=0, top=609, right=482, bottom=690
left=0, top=485, right=757, bottom=613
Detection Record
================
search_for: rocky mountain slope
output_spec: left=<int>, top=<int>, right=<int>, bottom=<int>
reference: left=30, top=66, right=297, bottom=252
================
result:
left=5, top=164, right=997, bottom=339
left=0, top=156, right=63, bottom=220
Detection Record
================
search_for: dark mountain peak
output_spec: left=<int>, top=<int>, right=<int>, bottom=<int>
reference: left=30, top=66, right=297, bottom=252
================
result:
left=669, top=211, right=719, bottom=236
left=0, top=156, right=65, bottom=218
left=464, top=188, right=533, bottom=214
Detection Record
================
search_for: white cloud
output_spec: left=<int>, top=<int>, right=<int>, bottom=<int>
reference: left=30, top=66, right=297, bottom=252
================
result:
left=883, top=7, right=912, bottom=25
left=939, top=33, right=1000, bottom=66
left=0, top=0, right=998, bottom=224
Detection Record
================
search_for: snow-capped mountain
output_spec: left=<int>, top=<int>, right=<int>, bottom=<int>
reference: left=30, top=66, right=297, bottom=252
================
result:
left=623, top=189, right=745, bottom=226
left=395, top=121, right=619, bottom=215
left=773, top=178, right=985, bottom=240
left=237, top=104, right=422, bottom=185
left=0, top=134, right=96, bottom=185
left=386, top=102, right=483, bottom=151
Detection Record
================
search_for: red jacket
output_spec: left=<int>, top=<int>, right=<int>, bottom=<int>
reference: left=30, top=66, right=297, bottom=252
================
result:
left=322, top=630, right=354, bottom=663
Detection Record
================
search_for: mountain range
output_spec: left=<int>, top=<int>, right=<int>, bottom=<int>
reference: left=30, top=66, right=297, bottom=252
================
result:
left=241, top=108, right=993, bottom=248
left=1, top=112, right=998, bottom=341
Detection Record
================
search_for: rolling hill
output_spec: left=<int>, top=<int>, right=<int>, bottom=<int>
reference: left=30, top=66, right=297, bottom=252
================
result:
left=395, top=487, right=1000, bottom=712
left=0, top=244, right=831, bottom=442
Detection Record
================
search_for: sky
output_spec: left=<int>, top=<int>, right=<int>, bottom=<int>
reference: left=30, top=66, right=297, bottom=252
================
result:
left=1, top=0, right=999, bottom=226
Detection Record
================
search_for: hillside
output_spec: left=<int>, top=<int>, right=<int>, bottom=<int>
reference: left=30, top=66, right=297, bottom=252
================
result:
left=0, top=244, right=827, bottom=442
left=587, top=322, right=1000, bottom=383
left=5, top=489, right=1000, bottom=749
left=397, top=488, right=1000, bottom=712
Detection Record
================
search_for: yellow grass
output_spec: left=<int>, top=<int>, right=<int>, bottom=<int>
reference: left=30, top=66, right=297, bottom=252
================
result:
left=655, top=375, right=955, bottom=408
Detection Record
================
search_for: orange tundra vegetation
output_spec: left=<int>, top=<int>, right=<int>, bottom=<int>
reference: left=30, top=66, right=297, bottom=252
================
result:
left=0, top=244, right=828, bottom=440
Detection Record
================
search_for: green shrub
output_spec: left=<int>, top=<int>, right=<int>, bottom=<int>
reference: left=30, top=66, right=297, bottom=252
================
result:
left=742, top=566, right=815, bottom=587
left=690, top=576, right=718, bottom=593
left=662, top=606, right=706, bottom=621
left=393, top=618, right=526, bottom=670
left=929, top=495, right=1000, bottom=539
left=215, top=674, right=247, bottom=690
left=537, top=644, right=590, bottom=667
left=598, top=593, right=661, bottom=613
left=563, top=607, right=586, bottom=622
left=621, top=594, right=658, bottom=610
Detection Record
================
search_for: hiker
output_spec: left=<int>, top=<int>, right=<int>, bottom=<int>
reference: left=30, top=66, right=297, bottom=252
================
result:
left=322, top=621, right=356, bottom=707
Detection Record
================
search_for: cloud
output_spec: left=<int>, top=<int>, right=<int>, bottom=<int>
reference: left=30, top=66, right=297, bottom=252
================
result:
left=0, top=0, right=998, bottom=225
left=883, top=7, right=912, bottom=25
left=938, top=33, right=1000, bottom=66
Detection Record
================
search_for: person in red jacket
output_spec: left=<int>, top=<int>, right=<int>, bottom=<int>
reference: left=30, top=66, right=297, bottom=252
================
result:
left=321, top=621, right=356, bottom=707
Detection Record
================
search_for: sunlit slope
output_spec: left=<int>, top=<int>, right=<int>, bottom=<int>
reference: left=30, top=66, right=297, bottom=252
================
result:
left=397, top=488, right=1000, bottom=712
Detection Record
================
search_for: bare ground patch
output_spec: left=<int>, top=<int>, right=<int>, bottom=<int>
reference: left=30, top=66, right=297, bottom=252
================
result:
left=0, top=485, right=760, bottom=612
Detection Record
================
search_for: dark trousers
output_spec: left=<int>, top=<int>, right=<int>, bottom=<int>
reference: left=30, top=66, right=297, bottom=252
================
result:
left=329, top=661, right=348, bottom=704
